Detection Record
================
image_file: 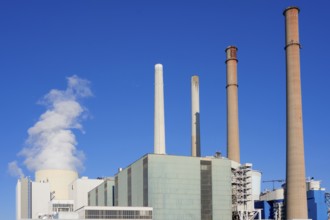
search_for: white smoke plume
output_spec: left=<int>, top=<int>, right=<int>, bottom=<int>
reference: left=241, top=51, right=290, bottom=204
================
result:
left=19, top=75, right=92, bottom=172
left=8, top=161, right=24, bottom=178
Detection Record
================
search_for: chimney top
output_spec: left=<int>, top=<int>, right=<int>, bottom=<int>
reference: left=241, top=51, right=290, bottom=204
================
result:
left=283, top=6, right=300, bottom=15
left=155, top=63, right=163, bottom=70
left=225, top=45, right=238, bottom=53
left=225, top=46, right=238, bottom=63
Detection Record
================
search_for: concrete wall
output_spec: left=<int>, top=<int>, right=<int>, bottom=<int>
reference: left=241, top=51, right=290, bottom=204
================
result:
left=35, top=169, right=78, bottom=200
left=260, top=188, right=284, bottom=201
left=31, top=182, right=50, bottom=219
left=17, top=178, right=30, bottom=219
left=68, top=177, right=103, bottom=211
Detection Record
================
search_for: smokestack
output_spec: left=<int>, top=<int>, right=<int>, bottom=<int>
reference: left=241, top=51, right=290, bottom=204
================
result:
left=191, top=75, right=201, bottom=157
left=154, top=64, right=166, bottom=154
left=225, top=46, right=240, bottom=163
left=283, top=6, right=308, bottom=219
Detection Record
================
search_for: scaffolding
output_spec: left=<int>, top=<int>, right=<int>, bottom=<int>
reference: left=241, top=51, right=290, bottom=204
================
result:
left=232, top=163, right=261, bottom=220
left=273, top=201, right=284, bottom=220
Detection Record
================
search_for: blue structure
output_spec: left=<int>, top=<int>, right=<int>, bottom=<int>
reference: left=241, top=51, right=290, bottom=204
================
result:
left=255, top=190, right=328, bottom=220
left=307, top=190, right=328, bottom=220
left=255, top=200, right=284, bottom=219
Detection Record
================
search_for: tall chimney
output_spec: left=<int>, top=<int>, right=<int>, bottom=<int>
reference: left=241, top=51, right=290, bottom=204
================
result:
left=283, top=6, right=308, bottom=219
left=154, top=64, right=166, bottom=154
left=191, top=75, right=201, bottom=157
left=225, top=46, right=240, bottom=163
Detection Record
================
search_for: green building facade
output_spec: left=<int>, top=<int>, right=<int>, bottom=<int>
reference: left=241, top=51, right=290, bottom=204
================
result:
left=115, top=154, right=232, bottom=220
left=88, top=179, right=115, bottom=207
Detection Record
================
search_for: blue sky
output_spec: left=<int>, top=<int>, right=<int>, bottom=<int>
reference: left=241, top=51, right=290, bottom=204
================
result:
left=1, top=1, right=330, bottom=219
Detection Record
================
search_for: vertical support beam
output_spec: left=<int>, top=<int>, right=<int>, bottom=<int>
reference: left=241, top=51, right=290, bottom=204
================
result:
left=283, top=6, right=308, bottom=219
left=225, top=46, right=240, bottom=163
left=191, top=75, right=201, bottom=157
left=154, top=64, right=166, bottom=154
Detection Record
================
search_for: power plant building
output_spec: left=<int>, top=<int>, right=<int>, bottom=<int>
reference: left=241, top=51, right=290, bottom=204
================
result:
left=114, top=154, right=232, bottom=220
left=17, top=174, right=152, bottom=220
left=15, top=5, right=330, bottom=220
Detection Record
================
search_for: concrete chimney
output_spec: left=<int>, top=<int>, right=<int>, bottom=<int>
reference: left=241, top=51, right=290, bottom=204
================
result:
left=191, top=75, right=201, bottom=157
left=283, top=6, right=308, bottom=219
left=225, top=46, right=240, bottom=163
left=154, top=64, right=166, bottom=154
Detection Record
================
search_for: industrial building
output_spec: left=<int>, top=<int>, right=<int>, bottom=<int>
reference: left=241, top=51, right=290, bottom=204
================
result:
left=87, top=154, right=261, bottom=220
left=114, top=154, right=232, bottom=220
left=16, top=174, right=153, bottom=220
left=16, top=171, right=103, bottom=219
left=255, top=179, right=329, bottom=220
left=15, top=5, right=330, bottom=220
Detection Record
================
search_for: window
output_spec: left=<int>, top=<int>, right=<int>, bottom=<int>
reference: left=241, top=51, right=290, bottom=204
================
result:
left=200, top=160, right=212, bottom=220
left=115, top=176, right=118, bottom=206
left=127, top=168, right=132, bottom=206
left=143, top=157, right=148, bottom=207
left=85, top=209, right=152, bottom=219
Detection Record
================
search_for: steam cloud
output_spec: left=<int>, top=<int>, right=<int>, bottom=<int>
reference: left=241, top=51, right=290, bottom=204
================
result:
left=19, top=75, right=92, bottom=172
left=8, top=161, right=24, bottom=178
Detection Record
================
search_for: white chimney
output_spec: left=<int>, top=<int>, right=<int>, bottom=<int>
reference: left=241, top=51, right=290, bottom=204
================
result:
left=191, top=75, right=201, bottom=157
left=154, top=64, right=166, bottom=154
